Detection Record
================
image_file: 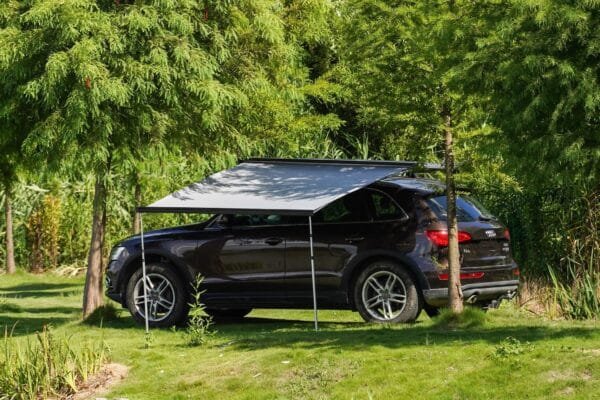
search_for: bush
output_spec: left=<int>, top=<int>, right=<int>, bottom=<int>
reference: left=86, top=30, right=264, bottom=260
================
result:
left=26, top=195, right=61, bottom=272
left=0, top=326, right=109, bottom=400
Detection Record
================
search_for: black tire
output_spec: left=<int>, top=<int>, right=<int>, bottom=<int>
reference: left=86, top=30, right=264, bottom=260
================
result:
left=354, top=260, right=421, bottom=323
left=126, top=263, right=189, bottom=328
left=424, top=305, right=440, bottom=318
left=204, top=308, right=252, bottom=320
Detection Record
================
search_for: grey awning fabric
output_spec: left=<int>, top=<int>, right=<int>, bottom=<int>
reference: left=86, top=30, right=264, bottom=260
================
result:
left=138, top=158, right=415, bottom=215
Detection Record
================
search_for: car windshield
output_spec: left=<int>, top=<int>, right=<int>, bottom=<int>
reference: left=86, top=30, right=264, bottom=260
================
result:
left=425, top=195, right=495, bottom=222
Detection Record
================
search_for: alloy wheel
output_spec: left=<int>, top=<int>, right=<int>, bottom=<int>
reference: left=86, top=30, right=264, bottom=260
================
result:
left=361, top=270, right=407, bottom=321
left=133, top=273, right=176, bottom=322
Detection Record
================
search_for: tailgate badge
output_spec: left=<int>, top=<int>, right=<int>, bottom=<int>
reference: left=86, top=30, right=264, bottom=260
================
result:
left=485, top=230, right=497, bottom=238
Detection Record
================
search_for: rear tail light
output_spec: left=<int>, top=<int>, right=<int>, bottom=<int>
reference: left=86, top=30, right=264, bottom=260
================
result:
left=438, top=272, right=485, bottom=280
left=426, top=230, right=472, bottom=247
left=504, top=228, right=510, bottom=240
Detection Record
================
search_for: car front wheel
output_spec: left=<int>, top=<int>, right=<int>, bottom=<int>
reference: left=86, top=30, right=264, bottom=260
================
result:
left=126, top=263, right=189, bottom=328
left=354, top=261, right=420, bottom=323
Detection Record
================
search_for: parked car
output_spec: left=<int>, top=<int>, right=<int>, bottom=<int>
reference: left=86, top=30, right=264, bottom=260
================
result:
left=106, top=177, right=519, bottom=327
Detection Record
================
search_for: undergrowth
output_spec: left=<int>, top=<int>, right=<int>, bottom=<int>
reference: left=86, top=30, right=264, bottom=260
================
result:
left=0, top=325, right=109, bottom=400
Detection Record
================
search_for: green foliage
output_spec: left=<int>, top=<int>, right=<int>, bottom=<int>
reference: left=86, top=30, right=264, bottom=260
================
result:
left=457, top=0, right=600, bottom=187
left=26, top=195, right=61, bottom=272
left=548, top=193, right=600, bottom=319
left=492, top=336, right=532, bottom=360
left=0, top=326, right=109, bottom=400
left=185, top=275, right=213, bottom=347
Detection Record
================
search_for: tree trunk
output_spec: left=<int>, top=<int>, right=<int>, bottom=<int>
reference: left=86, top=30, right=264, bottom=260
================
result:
left=132, top=178, right=141, bottom=234
left=4, top=184, right=16, bottom=274
left=83, top=173, right=107, bottom=317
left=443, top=108, right=463, bottom=314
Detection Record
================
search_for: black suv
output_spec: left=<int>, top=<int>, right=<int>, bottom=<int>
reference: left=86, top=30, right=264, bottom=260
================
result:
left=106, top=177, right=519, bottom=327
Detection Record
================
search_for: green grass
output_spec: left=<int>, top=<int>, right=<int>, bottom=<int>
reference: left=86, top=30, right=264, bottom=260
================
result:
left=1, top=272, right=600, bottom=399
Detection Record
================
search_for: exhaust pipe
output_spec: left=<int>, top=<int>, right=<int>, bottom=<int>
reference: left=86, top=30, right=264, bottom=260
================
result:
left=499, top=290, right=517, bottom=301
left=466, top=294, right=478, bottom=304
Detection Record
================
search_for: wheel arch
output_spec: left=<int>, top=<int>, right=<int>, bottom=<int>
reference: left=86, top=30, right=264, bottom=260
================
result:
left=342, top=251, right=429, bottom=308
left=118, top=250, right=194, bottom=307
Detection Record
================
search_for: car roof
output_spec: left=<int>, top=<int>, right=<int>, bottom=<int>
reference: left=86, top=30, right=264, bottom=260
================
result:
left=379, top=176, right=446, bottom=195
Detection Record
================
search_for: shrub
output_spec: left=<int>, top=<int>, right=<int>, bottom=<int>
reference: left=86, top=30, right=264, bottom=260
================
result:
left=26, top=195, right=61, bottom=272
left=492, top=336, right=532, bottom=360
left=0, top=326, right=109, bottom=400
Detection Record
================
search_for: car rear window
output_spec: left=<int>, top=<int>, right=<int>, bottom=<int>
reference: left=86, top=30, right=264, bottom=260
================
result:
left=425, top=195, right=494, bottom=222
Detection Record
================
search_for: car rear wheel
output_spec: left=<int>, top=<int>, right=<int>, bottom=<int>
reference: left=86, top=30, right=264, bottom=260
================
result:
left=354, top=261, right=420, bottom=323
left=126, top=263, right=189, bottom=328
left=204, top=308, right=252, bottom=320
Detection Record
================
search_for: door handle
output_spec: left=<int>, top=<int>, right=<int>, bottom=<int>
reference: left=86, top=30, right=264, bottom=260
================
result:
left=345, top=236, right=365, bottom=244
left=265, top=237, right=283, bottom=246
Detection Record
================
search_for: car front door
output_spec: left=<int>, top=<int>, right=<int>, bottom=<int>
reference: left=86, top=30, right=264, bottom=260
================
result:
left=201, top=214, right=288, bottom=307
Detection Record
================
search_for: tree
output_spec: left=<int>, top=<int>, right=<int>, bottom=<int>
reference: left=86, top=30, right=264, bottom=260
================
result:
left=0, top=0, right=246, bottom=316
left=1, top=0, right=342, bottom=317
left=0, top=0, right=31, bottom=274
left=336, top=0, right=481, bottom=311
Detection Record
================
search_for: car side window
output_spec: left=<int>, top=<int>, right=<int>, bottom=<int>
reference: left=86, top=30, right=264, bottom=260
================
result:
left=314, top=191, right=369, bottom=223
left=367, top=190, right=408, bottom=221
left=226, top=214, right=284, bottom=227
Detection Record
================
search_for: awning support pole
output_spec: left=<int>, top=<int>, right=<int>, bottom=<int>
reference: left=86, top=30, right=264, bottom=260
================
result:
left=140, top=213, right=149, bottom=334
left=308, top=215, right=318, bottom=331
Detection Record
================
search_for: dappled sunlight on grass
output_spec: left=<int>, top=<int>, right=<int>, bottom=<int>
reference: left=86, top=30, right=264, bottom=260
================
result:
left=1, top=273, right=599, bottom=399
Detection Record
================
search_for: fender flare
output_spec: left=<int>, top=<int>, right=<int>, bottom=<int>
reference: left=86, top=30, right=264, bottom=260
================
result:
left=119, top=249, right=194, bottom=301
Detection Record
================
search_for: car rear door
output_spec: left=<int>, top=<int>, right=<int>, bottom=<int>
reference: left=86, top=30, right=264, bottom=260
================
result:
left=283, top=191, right=372, bottom=306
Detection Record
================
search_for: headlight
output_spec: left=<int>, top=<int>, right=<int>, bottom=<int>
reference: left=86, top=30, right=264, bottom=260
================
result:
left=109, top=246, right=127, bottom=262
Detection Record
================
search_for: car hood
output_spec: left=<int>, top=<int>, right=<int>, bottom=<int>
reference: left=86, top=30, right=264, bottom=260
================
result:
left=117, top=220, right=212, bottom=246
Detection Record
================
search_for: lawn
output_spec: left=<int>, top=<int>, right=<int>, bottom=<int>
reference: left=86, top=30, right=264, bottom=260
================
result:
left=1, top=272, right=599, bottom=399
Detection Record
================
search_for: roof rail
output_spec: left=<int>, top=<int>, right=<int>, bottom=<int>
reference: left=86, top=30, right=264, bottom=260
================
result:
left=241, top=157, right=418, bottom=168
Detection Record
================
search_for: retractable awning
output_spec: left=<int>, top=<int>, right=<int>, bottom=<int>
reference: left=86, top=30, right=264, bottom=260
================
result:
left=139, top=158, right=415, bottom=215
left=137, top=158, right=416, bottom=332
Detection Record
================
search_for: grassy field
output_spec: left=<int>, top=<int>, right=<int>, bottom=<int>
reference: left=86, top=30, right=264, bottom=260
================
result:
left=1, top=272, right=599, bottom=399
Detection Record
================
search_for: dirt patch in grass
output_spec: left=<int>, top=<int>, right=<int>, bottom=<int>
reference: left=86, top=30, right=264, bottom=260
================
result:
left=546, top=369, right=593, bottom=383
left=67, top=363, right=129, bottom=400
left=582, top=349, right=600, bottom=356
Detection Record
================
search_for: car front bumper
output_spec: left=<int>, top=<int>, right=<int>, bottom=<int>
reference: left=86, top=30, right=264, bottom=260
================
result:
left=423, top=280, right=519, bottom=307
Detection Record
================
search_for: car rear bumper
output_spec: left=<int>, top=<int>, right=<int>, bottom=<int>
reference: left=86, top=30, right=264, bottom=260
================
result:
left=423, top=280, right=519, bottom=307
